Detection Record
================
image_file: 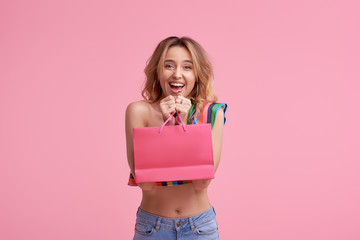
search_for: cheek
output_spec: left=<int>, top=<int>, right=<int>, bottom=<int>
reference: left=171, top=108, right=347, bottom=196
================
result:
left=186, top=75, right=196, bottom=88
left=185, top=80, right=196, bottom=94
left=159, top=80, right=167, bottom=92
left=159, top=71, right=170, bottom=83
left=158, top=74, right=167, bottom=87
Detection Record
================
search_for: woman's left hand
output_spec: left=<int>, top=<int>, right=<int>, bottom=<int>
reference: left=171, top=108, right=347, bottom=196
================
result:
left=175, top=96, right=192, bottom=123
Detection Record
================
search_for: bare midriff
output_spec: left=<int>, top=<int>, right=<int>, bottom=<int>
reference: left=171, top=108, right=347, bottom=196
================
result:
left=140, top=184, right=211, bottom=218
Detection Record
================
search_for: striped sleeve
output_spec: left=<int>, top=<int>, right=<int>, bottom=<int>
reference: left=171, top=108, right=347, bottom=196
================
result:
left=207, top=103, right=227, bottom=129
left=187, top=102, right=227, bottom=129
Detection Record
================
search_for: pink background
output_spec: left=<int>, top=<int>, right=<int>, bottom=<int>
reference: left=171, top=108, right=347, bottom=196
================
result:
left=1, top=0, right=359, bottom=239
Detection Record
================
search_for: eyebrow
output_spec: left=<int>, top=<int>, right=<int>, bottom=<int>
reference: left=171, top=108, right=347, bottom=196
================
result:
left=164, top=59, right=193, bottom=64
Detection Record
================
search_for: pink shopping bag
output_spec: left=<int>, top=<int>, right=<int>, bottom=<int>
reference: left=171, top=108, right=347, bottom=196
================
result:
left=133, top=114, right=214, bottom=183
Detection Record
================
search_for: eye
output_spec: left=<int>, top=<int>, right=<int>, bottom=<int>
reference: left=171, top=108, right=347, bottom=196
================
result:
left=184, top=65, right=192, bottom=70
left=165, top=64, right=174, bottom=69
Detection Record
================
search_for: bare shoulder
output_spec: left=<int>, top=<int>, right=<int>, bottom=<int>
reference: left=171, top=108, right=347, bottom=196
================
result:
left=126, top=100, right=150, bottom=115
left=126, top=101, right=151, bottom=127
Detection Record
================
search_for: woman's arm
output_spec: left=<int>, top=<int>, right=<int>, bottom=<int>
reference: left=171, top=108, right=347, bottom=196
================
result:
left=125, top=101, right=154, bottom=191
left=192, top=106, right=225, bottom=190
left=212, top=106, right=225, bottom=172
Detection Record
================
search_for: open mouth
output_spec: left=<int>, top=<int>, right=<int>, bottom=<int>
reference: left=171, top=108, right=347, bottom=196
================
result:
left=169, top=82, right=185, bottom=93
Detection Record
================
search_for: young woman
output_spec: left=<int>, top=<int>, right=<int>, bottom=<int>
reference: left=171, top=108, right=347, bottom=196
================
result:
left=126, top=36, right=227, bottom=239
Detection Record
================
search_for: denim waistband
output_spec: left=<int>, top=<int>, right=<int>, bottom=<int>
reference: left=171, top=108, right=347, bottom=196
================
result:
left=136, top=206, right=216, bottom=231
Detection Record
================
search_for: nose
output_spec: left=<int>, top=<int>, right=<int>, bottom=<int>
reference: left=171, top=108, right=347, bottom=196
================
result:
left=173, top=67, right=182, bottom=79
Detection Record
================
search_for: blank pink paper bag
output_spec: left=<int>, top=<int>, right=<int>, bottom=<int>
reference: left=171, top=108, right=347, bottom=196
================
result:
left=133, top=115, right=214, bottom=183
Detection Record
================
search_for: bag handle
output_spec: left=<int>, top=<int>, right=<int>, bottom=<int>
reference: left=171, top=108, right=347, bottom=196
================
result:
left=175, top=114, right=187, bottom=131
left=159, top=114, right=187, bottom=133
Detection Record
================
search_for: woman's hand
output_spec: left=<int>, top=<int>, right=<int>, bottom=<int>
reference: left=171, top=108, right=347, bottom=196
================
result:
left=160, top=95, right=192, bottom=124
left=160, top=96, right=176, bottom=124
left=175, top=96, right=192, bottom=123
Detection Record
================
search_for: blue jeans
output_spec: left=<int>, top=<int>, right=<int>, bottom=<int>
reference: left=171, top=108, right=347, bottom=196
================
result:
left=133, top=206, right=219, bottom=240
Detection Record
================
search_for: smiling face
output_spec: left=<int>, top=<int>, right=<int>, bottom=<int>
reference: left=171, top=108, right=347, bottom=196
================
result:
left=158, top=46, right=196, bottom=99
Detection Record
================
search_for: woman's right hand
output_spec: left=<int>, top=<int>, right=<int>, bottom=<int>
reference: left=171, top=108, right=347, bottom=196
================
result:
left=159, top=95, right=176, bottom=124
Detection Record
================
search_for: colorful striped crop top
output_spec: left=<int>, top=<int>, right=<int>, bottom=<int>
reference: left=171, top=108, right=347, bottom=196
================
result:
left=128, top=102, right=227, bottom=187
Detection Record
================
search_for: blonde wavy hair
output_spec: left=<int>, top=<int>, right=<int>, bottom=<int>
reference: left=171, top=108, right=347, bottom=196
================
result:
left=142, top=36, right=217, bottom=120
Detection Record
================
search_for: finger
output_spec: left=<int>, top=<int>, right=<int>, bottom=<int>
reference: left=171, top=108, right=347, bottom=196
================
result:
left=162, top=104, right=175, bottom=113
left=165, top=97, right=176, bottom=104
left=169, top=108, right=176, bottom=115
left=175, top=100, right=191, bottom=109
left=160, top=95, right=175, bottom=104
left=167, top=95, right=175, bottom=102
left=176, top=96, right=185, bottom=101
left=162, top=102, right=175, bottom=111
left=162, top=108, right=176, bottom=122
left=166, top=101, right=176, bottom=111
left=160, top=99, right=175, bottom=109
left=176, top=96, right=191, bottom=105
left=175, top=104, right=187, bottom=114
left=174, top=107, right=188, bottom=121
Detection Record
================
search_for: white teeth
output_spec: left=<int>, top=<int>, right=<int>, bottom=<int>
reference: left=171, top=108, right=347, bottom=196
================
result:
left=170, top=83, right=184, bottom=87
